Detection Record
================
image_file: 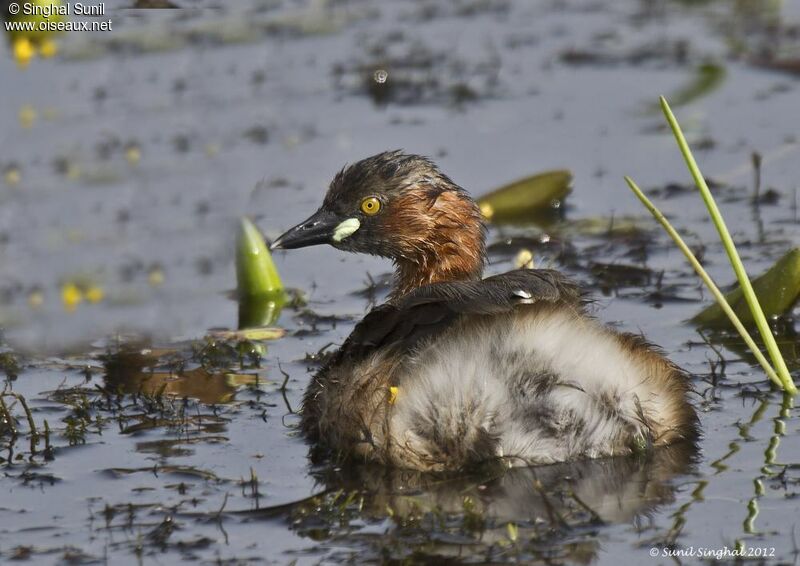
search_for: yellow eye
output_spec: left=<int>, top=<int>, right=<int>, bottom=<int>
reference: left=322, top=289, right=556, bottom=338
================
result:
left=360, top=196, right=381, bottom=216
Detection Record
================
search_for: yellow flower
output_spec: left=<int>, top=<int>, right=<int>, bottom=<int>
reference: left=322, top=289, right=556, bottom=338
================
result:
left=388, top=386, right=399, bottom=405
left=85, top=285, right=104, bottom=303
left=19, top=104, right=37, bottom=129
left=39, top=39, right=59, bottom=59
left=4, top=167, right=21, bottom=187
left=13, top=38, right=35, bottom=69
left=148, top=267, right=164, bottom=286
left=61, top=283, right=83, bottom=311
left=125, top=145, right=141, bottom=166
left=514, top=249, right=535, bottom=270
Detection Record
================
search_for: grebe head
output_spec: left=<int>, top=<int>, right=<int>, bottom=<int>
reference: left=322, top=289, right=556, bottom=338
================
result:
left=272, top=150, right=486, bottom=298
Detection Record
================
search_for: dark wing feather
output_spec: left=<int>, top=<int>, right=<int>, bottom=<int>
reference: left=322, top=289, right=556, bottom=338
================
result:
left=343, top=269, right=581, bottom=359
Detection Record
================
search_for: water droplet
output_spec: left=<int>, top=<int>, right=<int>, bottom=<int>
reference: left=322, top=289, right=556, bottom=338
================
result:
left=373, top=69, right=388, bottom=84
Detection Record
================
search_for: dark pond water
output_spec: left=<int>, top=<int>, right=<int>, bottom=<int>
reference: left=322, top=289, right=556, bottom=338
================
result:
left=2, top=0, right=800, bottom=563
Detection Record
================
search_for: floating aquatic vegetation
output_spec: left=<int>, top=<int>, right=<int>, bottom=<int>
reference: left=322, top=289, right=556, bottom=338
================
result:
left=236, top=218, right=286, bottom=328
left=208, top=327, right=285, bottom=341
left=477, top=170, right=572, bottom=225
left=292, top=308, right=353, bottom=337
left=264, top=0, right=359, bottom=37
left=238, top=295, right=287, bottom=329
left=0, top=392, right=38, bottom=452
left=193, top=335, right=265, bottom=372
left=0, top=346, right=20, bottom=380
left=559, top=215, right=652, bottom=238
left=236, top=218, right=283, bottom=298
left=590, top=262, right=653, bottom=289
left=559, top=39, right=691, bottom=68
left=692, top=248, right=800, bottom=329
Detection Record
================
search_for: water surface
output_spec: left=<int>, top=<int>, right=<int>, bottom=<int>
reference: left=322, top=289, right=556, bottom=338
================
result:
left=1, top=0, right=800, bottom=563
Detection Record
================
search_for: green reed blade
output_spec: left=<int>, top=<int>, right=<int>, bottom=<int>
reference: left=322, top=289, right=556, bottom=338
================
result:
left=659, top=96, right=796, bottom=395
left=624, top=177, right=781, bottom=389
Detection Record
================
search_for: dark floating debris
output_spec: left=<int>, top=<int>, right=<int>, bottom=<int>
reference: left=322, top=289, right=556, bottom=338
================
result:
left=334, top=40, right=502, bottom=107
left=131, top=0, right=180, bottom=8
left=590, top=262, right=652, bottom=289
left=752, top=57, right=800, bottom=78
left=243, top=125, right=269, bottom=145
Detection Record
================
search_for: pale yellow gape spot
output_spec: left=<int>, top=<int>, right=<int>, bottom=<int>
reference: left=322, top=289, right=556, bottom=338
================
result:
left=332, top=218, right=361, bottom=242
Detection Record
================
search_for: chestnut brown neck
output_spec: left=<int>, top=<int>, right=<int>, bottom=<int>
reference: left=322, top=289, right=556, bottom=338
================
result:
left=385, top=189, right=485, bottom=301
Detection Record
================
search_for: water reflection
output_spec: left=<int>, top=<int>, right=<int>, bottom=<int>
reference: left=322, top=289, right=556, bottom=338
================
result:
left=102, top=348, right=260, bottom=405
left=238, top=294, right=284, bottom=330
left=279, top=443, right=698, bottom=562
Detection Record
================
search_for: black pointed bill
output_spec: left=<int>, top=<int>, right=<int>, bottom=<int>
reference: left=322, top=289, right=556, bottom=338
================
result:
left=271, top=209, right=360, bottom=250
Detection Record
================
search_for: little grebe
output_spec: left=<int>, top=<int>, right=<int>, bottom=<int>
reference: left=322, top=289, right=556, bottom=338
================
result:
left=272, top=151, right=698, bottom=472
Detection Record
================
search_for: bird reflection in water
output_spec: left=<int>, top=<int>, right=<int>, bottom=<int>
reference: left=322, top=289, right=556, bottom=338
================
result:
left=290, top=443, right=697, bottom=562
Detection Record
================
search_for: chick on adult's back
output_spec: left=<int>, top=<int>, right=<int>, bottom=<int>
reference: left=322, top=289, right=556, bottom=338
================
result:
left=272, top=151, right=698, bottom=471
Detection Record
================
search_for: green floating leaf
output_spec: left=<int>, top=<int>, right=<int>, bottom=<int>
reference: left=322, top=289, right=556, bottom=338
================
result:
left=561, top=215, right=651, bottom=238
left=209, top=326, right=285, bottom=341
left=692, top=247, right=800, bottom=329
left=236, top=217, right=284, bottom=297
left=477, top=170, right=572, bottom=225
